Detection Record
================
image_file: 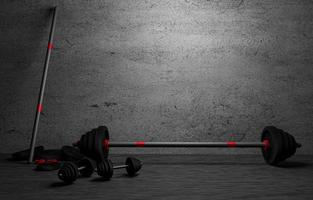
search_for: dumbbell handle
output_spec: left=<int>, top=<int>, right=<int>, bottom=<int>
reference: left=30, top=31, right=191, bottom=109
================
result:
left=107, top=141, right=301, bottom=148
left=78, top=164, right=128, bottom=171
left=77, top=166, right=86, bottom=171
left=113, top=164, right=128, bottom=169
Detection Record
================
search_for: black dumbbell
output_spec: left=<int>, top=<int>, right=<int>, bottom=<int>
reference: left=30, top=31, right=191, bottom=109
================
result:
left=58, top=157, right=96, bottom=183
left=97, top=157, right=142, bottom=179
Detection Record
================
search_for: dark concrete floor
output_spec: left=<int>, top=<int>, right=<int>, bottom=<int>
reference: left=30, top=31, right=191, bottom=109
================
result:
left=0, top=154, right=312, bottom=200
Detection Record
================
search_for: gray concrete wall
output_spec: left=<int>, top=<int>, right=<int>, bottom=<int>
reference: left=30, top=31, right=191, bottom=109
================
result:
left=0, top=0, right=312, bottom=154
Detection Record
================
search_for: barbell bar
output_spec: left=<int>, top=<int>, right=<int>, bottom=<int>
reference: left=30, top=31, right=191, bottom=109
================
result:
left=74, top=126, right=301, bottom=166
left=108, top=141, right=268, bottom=148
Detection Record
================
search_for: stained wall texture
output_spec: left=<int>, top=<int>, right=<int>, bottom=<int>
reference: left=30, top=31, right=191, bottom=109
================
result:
left=0, top=0, right=312, bottom=154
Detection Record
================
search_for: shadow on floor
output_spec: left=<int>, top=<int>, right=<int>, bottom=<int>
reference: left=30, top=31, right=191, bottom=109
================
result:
left=50, top=182, right=73, bottom=187
left=277, top=161, right=311, bottom=168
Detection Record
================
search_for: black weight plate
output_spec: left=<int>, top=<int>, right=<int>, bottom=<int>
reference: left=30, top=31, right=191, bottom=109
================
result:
left=89, top=129, right=96, bottom=157
left=85, top=130, right=90, bottom=153
left=58, top=162, right=79, bottom=183
left=284, top=132, right=292, bottom=160
left=279, top=129, right=290, bottom=161
left=82, top=131, right=91, bottom=157
left=36, top=149, right=62, bottom=160
left=81, top=132, right=89, bottom=158
left=84, top=130, right=95, bottom=159
left=286, top=131, right=295, bottom=159
left=94, top=130, right=103, bottom=161
left=89, top=129, right=98, bottom=159
left=77, top=126, right=110, bottom=161
left=100, top=126, right=109, bottom=158
left=84, top=133, right=89, bottom=153
left=277, top=129, right=298, bottom=162
left=102, top=159, right=109, bottom=178
left=97, top=159, right=113, bottom=179
left=287, top=133, right=297, bottom=157
left=61, top=146, right=84, bottom=161
left=80, top=134, right=86, bottom=154
left=95, top=126, right=110, bottom=160
left=107, top=159, right=113, bottom=178
left=96, top=160, right=105, bottom=177
left=272, top=131, right=283, bottom=165
left=261, top=126, right=283, bottom=165
left=261, top=129, right=272, bottom=163
left=125, top=157, right=142, bottom=176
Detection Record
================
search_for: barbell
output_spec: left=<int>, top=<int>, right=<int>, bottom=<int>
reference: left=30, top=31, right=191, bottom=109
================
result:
left=73, top=126, right=301, bottom=166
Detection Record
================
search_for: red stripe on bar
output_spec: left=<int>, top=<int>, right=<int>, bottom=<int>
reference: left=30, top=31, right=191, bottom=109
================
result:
left=103, top=139, right=109, bottom=151
left=263, top=139, right=270, bottom=151
left=37, top=103, right=43, bottom=113
left=48, top=43, right=53, bottom=49
left=227, top=141, right=237, bottom=147
left=136, top=141, right=145, bottom=147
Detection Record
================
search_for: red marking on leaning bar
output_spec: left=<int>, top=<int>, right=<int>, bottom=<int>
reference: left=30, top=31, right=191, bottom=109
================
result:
left=103, top=139, right=109, bottom=151
left=136, top=141, right=145, bottom=147
left=47, top=43, right=53, bottom=49
left=37, top=103, right=43, bottom=113
left=227, top=141, right=237, bottom=147
left=263, top=139, right=270, bottom=151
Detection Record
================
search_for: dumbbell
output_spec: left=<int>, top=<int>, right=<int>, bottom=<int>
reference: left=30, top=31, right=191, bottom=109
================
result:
left=97, top=157, right=143, bottom=180
left=58, top=157, right=142, bottom=183
left=74, top=126, right=301, bottom=166
left=58, top=157, right=96, bottom=183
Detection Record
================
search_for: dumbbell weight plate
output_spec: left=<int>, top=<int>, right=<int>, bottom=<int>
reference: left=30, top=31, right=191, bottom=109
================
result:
left=125, top=157, right=142, bottom=176
left=105, top=159, right=113, bottom=178
left=97, top=159, right=113, bottom=179
left=58, top=162, right=79, bottom=183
